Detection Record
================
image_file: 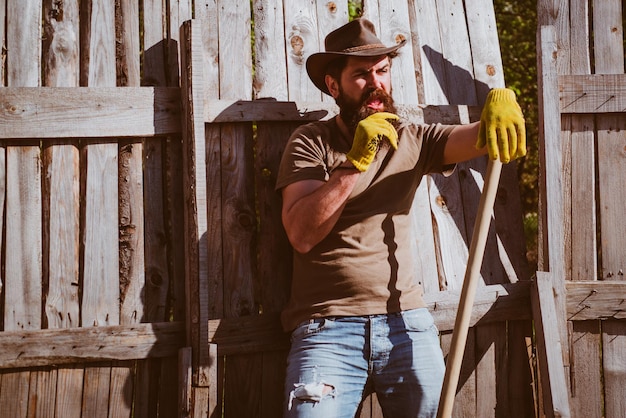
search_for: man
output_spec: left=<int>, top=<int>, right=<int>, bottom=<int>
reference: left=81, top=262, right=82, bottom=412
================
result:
left=276, top=18, right=525, bottom=418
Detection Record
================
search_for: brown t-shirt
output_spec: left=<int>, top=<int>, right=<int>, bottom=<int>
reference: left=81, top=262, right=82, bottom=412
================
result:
left=276, top=117, right=455, bottom=331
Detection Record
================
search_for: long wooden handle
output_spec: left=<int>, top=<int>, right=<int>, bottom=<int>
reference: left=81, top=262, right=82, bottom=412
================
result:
left=437, top=159, right=503, bottom=418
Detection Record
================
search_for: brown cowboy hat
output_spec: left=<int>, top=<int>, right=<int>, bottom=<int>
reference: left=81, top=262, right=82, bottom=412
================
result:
left=306, top=18, right=407, bottom=96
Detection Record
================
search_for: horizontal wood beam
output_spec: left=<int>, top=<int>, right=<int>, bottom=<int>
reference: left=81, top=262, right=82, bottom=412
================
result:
left=208, top=282, right=532, bottom=356
left=559, top=74, right=626, bottom=114
left=1, top=281, right=622, bottom=367
left=205, top=100, right=482, bottom=124
left=0, top=87, right=482, bottom=141
left=566, top=281, right=626, bottom=320
left=0, top=87, right=181, bottom=139
left=0, top=321, right=184, bottom=369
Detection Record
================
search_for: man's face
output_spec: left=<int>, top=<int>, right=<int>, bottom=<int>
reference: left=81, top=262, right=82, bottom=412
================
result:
left=332, top=55, right=396, bottom=131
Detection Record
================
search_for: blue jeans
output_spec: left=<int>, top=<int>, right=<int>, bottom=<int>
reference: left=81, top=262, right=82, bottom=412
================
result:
left=284, top=308, right=445, bottom=418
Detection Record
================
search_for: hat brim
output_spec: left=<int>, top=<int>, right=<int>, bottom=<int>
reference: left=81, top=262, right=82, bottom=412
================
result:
left=306, top=41, right=406, bottom=96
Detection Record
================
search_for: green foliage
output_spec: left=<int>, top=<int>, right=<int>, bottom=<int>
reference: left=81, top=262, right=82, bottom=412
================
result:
left=493, top=0, right=539, bottom=268
left=348, top=0, right=362, bottom=20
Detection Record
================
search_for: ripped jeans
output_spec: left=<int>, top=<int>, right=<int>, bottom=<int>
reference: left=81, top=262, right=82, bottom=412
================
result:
left=284, top=308, right=445, bottom=418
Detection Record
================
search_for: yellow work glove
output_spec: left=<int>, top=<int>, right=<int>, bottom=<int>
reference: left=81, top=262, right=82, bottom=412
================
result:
left=346, top=112, right=399, bottom=172
left=477, top=88, right=527, bottom=163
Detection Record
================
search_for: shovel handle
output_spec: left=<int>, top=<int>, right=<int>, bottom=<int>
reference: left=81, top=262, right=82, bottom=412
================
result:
left=437, top=159, right=503, bottom=418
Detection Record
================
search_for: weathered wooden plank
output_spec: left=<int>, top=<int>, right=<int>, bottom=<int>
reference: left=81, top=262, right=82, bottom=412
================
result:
left=570, top=320, right=602, bottom=418
left=566, top=281, right=626, bottom=320
left=283, top=0, right=324, bottom=102
left=0, top=322, right=185, bottom=369
left=475, top=323, right=500, bottom=416
left=3, top=2, right=42, bottom=415
left=602, top=320, right=626, bottom=418
left=465, top=0, right=505, bottom=98
left=409, top=0, right=448, bottom=104
left=593, top=3, right=626, bottom=414
left=0, top=87, right=181, bottom=139
left=180, top=19, right=212, bottom=388
left=252, top=0, right=287, bottom=100
left=0, top=91, right=483, bottom=135
left=436, top=0, right=478, bottom=104
left=115, top=4, right=144, bottom=415
left=205, top=99, right=482, bottom=123
left=538, top=25, right=571, bottom=386
left=218, top=1, right=252, bottom=100
left=363, top=0, right=418, bottom=104
left=531, top=272, right=572, bottom=418
left=207, top=283, right=532, bottom=355
left=118, top=0, right=145, bottom=328
left=559, top=74, right=626, bottom=113
left=41, top=2, right=82, bottom=415
left=312, top=0, right=349, bottom=105
left=81, top=2, right=119, bottom=415
left=255, top=118, right=297, bottom=418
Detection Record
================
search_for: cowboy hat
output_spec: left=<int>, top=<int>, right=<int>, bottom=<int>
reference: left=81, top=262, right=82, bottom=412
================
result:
left=306, top=18, right=407, bottom=96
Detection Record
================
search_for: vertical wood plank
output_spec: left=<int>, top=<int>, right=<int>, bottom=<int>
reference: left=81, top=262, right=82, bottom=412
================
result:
left=117, top=0, right=145, bottom=327
left=162, top=2, right=193, bottom=415
left=363, top=0, right=418, bottom=105
left=408, top=0, right=448, bottom=104
left=570, top=321, right=602, bottom=418
left=593, top=3, right=626, bottom=418
left=283, top=0, right=323, bottom=102
left=81, top=1, right=118, bottom=415
left=594, top=0, right=626, bottom=279
left=81, top=0, right=119, bottom=327
left=180, top=21, right=215, bottom=406
left=252, top=0, right=288, bottom=100
left=602, top=321, right=626, bottom=418
left=41, top=1, right=84, bottom=417
left=112, top=2, right=143, bottom=416
left=136, top=3, right=171, bottom=414
left=166, top=0, right=190, bottom=327
left=2, top=1, right=43, bottom=416
left=565, top=2, right=601, bottom=417
left=0, top=0, right=5, bottom=337
left=255, top=122, right=297, bottom=417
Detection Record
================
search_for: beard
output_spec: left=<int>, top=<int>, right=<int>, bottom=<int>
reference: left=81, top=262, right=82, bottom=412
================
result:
left=336, top=87, right=398, bottom=134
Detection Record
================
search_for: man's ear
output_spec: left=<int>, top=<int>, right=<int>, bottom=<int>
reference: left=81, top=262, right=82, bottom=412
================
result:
left=325, top=75, right=340, bottom=98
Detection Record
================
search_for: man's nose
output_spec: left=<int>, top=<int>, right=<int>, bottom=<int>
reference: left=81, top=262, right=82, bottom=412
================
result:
left=367, top=73, right=383, bottom=89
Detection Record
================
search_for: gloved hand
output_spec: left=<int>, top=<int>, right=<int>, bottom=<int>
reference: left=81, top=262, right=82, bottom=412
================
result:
left=347, top=112, right=399, bottom=172
left=477, top=88, right=527, bottom=163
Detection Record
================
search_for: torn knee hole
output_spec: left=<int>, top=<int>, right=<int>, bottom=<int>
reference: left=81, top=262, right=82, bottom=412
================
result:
left=288, top=382, right=336, bottom=409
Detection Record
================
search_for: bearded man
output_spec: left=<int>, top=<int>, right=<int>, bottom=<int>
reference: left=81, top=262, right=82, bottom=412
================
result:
left=275, top=18, right=526, bottom=418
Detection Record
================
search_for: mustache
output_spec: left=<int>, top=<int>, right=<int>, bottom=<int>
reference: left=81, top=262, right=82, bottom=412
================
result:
left=338, top=88, right=398, bottom=132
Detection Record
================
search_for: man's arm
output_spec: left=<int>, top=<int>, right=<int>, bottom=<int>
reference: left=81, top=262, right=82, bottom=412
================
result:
left=442, top=121, right=486, bottom=165
left=281, top=165, right=360, bottom=254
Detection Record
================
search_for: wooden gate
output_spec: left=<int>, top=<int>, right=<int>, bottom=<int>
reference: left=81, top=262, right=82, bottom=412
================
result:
left=537, top=1, right=626, bottom=417
left=179, top=1, right=535, bottom=417
left=0, top=0, right=187, bottom=416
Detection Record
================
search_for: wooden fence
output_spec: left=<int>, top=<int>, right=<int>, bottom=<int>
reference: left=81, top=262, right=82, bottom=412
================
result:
left=179, top=1, right=535, bottom=417
left=537, top=1, right=626, bottom=417
left=5, top=0, right=623, bottom=417
left=0, top=0, right=188, bottom=416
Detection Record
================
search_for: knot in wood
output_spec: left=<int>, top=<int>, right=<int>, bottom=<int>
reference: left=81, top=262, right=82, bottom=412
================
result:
left=486, top=64, right=496, bottom=76
left=327, top=2, right=337, bottom=13
left=290, top=35, right=304, bottom=56
left=395, top=33, right=406, bottom=44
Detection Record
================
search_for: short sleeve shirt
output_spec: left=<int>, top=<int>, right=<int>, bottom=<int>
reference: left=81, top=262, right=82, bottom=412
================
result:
left=276, top=117, right=455, bottom=331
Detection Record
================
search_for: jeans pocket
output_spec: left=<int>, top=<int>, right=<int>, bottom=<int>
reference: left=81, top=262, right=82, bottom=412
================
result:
left=291, top=318, right=332, bottom=342
left=402, top=308, right=438, bottom=333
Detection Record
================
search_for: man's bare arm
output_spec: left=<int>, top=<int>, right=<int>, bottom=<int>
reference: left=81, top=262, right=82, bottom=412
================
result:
left=282, top=167, right=360, bottom=254
left=442, top=122, right=487, bottom=165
